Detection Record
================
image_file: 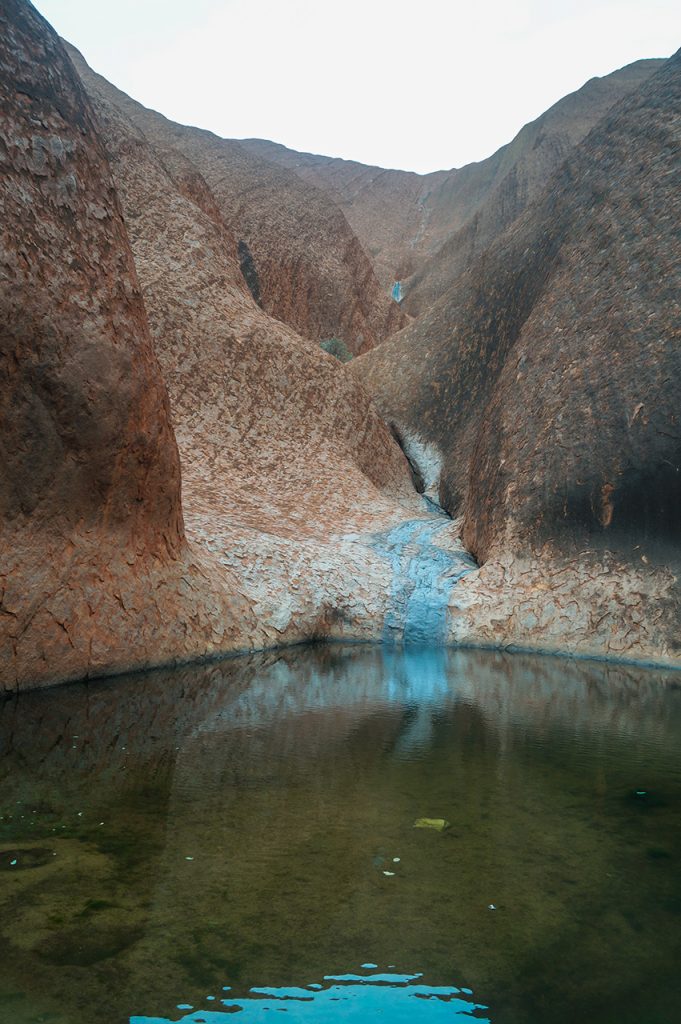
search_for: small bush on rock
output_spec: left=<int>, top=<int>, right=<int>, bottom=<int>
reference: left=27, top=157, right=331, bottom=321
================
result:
left=320, top=337, right=353, bottom=363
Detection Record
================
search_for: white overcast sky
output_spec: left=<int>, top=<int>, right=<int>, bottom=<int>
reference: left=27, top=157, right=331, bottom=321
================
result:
left=34, top=0, right=679, bottom=174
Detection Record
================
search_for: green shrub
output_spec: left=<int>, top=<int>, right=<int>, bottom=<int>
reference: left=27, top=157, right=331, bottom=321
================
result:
left=320, top=337, right=353, bottom=363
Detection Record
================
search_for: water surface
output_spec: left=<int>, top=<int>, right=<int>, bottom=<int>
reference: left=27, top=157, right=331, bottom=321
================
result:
left=1, top=646, right=680, bottom=1024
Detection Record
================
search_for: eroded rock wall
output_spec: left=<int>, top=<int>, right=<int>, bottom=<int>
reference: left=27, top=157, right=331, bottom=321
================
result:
left=402, top=59, right=665, bottom=315
left=65, top=48, right=406, bottom=356
left=2, top=1, right=678, bottom=687
left=356, top=51, right=681, bottom=664
left=0, top=0, right=267, bottom=688
left=1, top=2, right=432, bottom=691
left=61, top=41, right=432, bottom=641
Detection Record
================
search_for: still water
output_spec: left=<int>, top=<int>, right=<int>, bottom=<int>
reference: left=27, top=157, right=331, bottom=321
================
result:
left=0, top=645, right=680, bottom=1024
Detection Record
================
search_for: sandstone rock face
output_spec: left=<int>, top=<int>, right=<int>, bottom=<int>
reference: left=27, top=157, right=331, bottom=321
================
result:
left=3, top=0, right=679, bottom=689
left=62, top=42, right=438, bottom=649
left=244, top=60, right=662, bottom=306
left=1, top=2, right=440, bottom=694
left=240, top=139, right=447, bottom=288
left=360, top=53, right=681, bottom=554
left=402, top=59, right=664, bottom=315
left=356, top=51, right=679, bottom=663
left=0, top=1, right=178, bottom=548
left=0, top=0, right=268, bottom=689
left=356, top=51, right=681, bottom=662
left=66, top=51, right=406, bottom=356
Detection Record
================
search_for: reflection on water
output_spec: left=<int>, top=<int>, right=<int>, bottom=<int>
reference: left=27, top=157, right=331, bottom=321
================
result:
left=0, top=645, right=680, bottom=1024
left=132, top=967, right=489, bottom=1023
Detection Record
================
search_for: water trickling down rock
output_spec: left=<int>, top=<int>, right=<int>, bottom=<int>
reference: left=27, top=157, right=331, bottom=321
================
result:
left=369, top=515, right=477, bottom=644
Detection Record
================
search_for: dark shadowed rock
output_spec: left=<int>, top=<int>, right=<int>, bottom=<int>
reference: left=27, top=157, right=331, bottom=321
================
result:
left=359, top=51, right=681, bottom=558
left=0, top=0, right=179, bottom=546
left=60, top=40, right=433, bottom=652
left=402, top=59, right=665, bottom=314
left=0, top=1, right=453, bottom=693
left=240, top=138, right=447, bottom=288
left=2, top=0, right=678, bottom=682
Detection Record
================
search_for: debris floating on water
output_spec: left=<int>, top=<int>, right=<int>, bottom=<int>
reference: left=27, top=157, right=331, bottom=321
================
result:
left=414, top=817, right=450, bottom=831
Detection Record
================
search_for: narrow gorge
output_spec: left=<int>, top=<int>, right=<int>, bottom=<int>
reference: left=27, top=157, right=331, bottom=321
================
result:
left=2, top=3, right=681, bottom=1022
left=2, top=0, right=679, bottom=690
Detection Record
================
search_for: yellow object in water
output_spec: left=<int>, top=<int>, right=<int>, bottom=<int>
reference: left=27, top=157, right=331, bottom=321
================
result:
left=413, top=817, right=450, bottom=831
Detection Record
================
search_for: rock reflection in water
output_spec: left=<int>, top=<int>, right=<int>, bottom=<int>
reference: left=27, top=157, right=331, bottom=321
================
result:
left=0, top=645, right=680, bottom=1024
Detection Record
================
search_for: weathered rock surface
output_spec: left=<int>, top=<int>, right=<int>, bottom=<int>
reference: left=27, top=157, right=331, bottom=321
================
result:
left=67, top=51, right=406, bottom=356
left=244, top=60, right=662, bottom=306
left=401, top=59, right=664, bottom=315
left=0, top=0, right=278, bottom=689
left=356, top=50, right=681, bottom=663
left=240, top=138, right=446, bottom=288
left=1, top=1, right=440, bottom=692
left=63, top=41, right=444, bottom=643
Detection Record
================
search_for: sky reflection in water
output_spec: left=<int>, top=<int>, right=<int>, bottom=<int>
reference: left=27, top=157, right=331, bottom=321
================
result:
left=132, top=968, right=489, bottom=1023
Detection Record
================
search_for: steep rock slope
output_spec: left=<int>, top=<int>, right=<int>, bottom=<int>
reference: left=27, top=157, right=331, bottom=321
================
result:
left=240, top=139, right=446, bottom=287
left=0, top=0, right=267, bottom=689
left=1, top=0, right=428, bottom=692
left=3, top=0, right=678, bottom=686
left=356, top=51, right=681, bottom=662
left=244, top=60, right=662, bottom=307
left=63, top=39, right=426, bottom=565
left=66, top=50, right=405, bottom=356
left=403, top=59, right=665, bottom=315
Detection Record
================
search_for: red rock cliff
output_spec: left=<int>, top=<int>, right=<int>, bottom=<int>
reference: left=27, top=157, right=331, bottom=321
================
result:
left=0, top=0, right=265, bottom=688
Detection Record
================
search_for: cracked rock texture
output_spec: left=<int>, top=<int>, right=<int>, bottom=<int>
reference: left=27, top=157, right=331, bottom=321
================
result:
left=2, top=0, right=680, bottom=690
left=62, top=41, right=437, bottom=647
left=357, top=50, right=681, bottom=664
left=0, top=0, right=280, bottom=689
left=1, top=1, right=431, bottom=691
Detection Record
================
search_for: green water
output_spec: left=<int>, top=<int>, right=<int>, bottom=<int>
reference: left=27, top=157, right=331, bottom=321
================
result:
left=0, top=645, right=680, bottom=1024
